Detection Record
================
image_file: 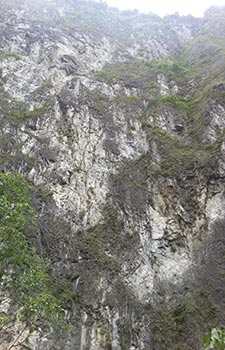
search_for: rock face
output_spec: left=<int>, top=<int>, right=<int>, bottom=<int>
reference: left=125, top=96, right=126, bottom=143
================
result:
left=1, top=1, right=225, bottom=349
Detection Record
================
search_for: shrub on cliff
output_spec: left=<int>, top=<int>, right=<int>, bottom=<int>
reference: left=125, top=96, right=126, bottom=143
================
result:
left=0, top=172, right=66, bottom=348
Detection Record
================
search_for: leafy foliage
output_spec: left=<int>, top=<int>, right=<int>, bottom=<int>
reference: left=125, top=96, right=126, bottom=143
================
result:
left=0, top=172, right=65, bottom=329
left=160, top=95, right=190, bottom=111
left=203, top=328, right=225, bottom=350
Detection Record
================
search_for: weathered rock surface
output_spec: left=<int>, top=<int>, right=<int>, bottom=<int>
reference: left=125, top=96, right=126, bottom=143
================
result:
left=1, top=1, right=225, bottom=349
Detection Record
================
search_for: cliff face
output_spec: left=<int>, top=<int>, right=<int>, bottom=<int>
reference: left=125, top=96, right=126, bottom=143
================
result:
left=1, top=1, right=225, bottom=349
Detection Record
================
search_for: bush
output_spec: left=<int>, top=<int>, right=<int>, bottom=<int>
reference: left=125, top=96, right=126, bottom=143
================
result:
left=0, top=172, right=67, bottom=348
left=203, top=328, right=225, bottom=350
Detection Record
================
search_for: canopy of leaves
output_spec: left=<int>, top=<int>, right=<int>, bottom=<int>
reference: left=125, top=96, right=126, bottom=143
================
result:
left=0, top=172, right=65, bottom=330
left=203, top=328, right=225, bottom=350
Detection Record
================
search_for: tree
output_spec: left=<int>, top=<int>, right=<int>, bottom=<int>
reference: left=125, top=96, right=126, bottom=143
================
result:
left=0, top=172, right=66, bottom=349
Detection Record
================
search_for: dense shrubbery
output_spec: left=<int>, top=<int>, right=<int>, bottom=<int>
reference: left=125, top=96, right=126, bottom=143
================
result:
left=0, top=172, right=66, bottom=347
left=203, top=328, right=225, bottom=350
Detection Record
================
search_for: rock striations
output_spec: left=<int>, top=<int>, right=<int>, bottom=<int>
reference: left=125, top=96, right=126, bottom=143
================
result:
left=1, top=1, right=225, bottom=349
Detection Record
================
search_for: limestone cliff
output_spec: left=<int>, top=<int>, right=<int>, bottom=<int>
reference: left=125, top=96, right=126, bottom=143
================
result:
left=1, top=1, right=225, bottom=349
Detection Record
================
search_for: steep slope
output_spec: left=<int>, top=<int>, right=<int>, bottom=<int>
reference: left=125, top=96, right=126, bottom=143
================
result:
left=1, top=1, right=225, bottom=349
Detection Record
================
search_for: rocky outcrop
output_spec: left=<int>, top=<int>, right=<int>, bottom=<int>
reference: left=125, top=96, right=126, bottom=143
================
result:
left=1, top=1, right=225, bottom=349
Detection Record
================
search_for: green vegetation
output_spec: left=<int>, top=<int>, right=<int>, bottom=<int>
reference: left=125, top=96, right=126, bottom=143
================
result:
left=139, top=59, right=189, bottom=81
left=95, top=59, right=189, bottom=117
left=1, top=3, right=225, bottom=349
left=95, top=59, right=156, bottom=90
left=0, top=84, right=49, bottom=127
left=96, top=69, right=121, bottom=84
left=150, top=126, right=224, bottom=178
left=83, top=89, right=110, bottom=113
left=11, top=105, right=48, bottom=122
left=146, top=80, right=160, bottom=91
left=153, top=293, right=217, bottom=350
left=203, top=328, right=225, bottom=350
left=75, top=206, right=137, bottom=274
left=45, top=0, right=131, bottom=39
left=0, top=50, right=21, bottom=60
left=119, top=319, right=133, bottom=350
left=114, top=95, right=142, bottom=108
left=0, top=172, right=66, bottom=347
left=136, top=58, right=225, bottom=180
left=43, top=77, right=53, bottom=89
left=96, top=58, right=188, bottom=89
left=160, top=94, right=190, bottom=111
left=0, top=102, right=49, bottom=134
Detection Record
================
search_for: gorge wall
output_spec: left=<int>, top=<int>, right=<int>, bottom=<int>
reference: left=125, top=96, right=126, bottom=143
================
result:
left=1, top=1, right=225, bottom=349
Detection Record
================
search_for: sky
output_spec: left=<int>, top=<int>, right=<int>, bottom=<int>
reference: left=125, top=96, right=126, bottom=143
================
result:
left=103, top=0, right=225, bottom=17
